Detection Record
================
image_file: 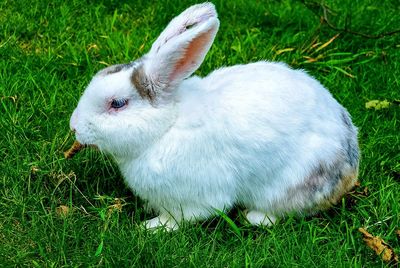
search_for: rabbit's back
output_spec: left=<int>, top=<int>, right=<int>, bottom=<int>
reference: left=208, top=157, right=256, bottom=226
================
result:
left=178, top=61, right=351, bottom=153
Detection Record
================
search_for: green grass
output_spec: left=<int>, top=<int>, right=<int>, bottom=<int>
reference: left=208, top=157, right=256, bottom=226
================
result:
left=1, top=0, right=399, bottom=266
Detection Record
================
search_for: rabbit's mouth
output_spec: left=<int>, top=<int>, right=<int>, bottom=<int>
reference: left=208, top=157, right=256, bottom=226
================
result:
left=86, top=144, right=98, bottom=149
left=82, top=143, right=99, bottom=150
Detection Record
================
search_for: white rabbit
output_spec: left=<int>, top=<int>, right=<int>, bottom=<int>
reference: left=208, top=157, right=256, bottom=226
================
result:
left=70, top=2, right=359, bottom=231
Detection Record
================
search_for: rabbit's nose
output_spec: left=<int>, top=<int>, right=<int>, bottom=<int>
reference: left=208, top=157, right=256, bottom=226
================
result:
left=70, top=110, right=78, bottom=132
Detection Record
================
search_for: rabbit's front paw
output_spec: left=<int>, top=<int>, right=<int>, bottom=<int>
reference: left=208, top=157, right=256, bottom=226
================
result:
left=244, top=210, right=276, bottom=227
left=144, top=214, right=178, bottom=231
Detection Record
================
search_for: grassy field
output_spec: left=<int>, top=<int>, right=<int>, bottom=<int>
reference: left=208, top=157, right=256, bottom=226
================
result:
left=1, top=0, right=399, bottom=266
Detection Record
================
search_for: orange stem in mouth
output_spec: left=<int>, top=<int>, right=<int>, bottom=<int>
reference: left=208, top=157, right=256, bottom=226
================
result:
left=64, top=140, right=85, bottom=159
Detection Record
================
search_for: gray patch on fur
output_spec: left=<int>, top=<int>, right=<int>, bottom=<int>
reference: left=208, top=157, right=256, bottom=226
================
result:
left=340, top=109, right=360, bottom=169
left=306, top=162, right=342, bottom=193
left=277, top=158, right=347, bottom=216
left=306, top=161, right=343, bottom=197
left=341, top=109, right=353, bottom=128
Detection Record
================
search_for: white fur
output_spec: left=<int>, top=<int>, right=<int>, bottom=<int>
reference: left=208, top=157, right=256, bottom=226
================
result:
left=70, top=3, right=359, bottom=230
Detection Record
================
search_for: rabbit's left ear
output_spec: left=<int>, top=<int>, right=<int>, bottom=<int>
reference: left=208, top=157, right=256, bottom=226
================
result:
left=133, top=3, right=219, bottom=98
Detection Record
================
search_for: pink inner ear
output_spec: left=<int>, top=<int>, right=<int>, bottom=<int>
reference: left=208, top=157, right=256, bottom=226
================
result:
left=170, top=29, right=213, bottom=81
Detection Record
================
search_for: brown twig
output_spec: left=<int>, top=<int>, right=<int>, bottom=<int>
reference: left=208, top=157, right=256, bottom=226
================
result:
left=299, top=0, right=400, bottom=39
left=64, top=140, right=85, bottom=159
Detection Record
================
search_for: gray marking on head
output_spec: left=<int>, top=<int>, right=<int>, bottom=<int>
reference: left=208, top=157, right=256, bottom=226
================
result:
left=97, top=61, right=141, bottom=76
left=130, top=63, right=158, bottom=102
left=94, top=59, right=163, bottom=102
left=97, top=64, right=129, bottom=76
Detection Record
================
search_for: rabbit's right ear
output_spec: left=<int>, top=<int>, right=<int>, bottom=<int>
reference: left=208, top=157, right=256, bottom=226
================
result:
left=132, top=3, right=219, bottom=100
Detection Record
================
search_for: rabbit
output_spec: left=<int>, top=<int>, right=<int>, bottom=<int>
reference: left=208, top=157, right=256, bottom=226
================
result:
left=69, top=2, right=359, bottom=231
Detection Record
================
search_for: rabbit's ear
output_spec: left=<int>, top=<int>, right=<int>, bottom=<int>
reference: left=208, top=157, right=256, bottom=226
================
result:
left=134, top=3, right=219, bottom=97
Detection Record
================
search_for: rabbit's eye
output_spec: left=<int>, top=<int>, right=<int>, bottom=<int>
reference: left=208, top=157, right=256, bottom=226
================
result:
left=110, top=98, right=128, bottom=109
left=185, top=23, right=196, bottom=30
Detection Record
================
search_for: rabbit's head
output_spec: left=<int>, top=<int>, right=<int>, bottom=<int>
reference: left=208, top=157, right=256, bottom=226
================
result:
left=70, top=3, right=219, bottom=158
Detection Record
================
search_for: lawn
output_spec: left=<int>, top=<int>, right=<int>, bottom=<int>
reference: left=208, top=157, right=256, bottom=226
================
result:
left=1, top=0, right=399, bottom=266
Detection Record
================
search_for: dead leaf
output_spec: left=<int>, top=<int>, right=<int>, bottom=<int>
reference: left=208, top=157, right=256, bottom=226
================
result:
left=276, top=47, right=295, bottom=55
left=303, top=56, right=318, bottom=63
left=365, top=100, right=392, bottom=110
left=359, top=228, right=399, bottom=263
left=87, top=43, right=99, bottom=51
left=1, top=95, right=17, bottom=102
left=107, top=198, right=126, bottom=214
left=98, top=61, right=110, bottom=66
left=346, top=181, right=368, bottom=199
left=396, top=230, right=400, bottom=241
left=56, top=205, right=70, bottom=217
left=30, top=166, right=40, bottom=174
left=349, top=186, right=368, bottom=197
left=50, top=171, right=77, bottom=187
left=344, top=182, right=367, bottom=210
left=315, top=34, right=340, bottom=52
